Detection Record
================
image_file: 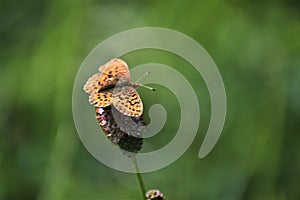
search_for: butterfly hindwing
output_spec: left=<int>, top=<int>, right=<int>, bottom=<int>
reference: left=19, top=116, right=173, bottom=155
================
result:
left=112, top=86, right=143, bottom=117
left=111, top=106, right=145, bottom=137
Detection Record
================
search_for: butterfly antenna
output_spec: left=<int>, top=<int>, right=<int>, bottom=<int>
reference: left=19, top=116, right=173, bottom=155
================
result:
left=135, top=71, right=156, bottom=91
left=135, top=71, right=150, bottom=83
left=140, top=85, right=156, bottom=91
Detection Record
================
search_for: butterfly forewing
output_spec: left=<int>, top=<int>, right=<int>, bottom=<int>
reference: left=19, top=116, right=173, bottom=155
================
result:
left=98, top=58, right=130, bottom=82
left=88, top=89, right=113, bottom=107
left=83, top=73, right=102, bottom=94
left=84, top=58, right=130, bottom=107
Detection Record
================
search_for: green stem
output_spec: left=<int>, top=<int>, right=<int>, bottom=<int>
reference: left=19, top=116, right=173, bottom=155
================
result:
left=132, top=156, right=146, bottom=200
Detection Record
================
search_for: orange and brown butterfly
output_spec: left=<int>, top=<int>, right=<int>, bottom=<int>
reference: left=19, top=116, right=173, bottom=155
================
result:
left=83, top=58, right=152, bottom=117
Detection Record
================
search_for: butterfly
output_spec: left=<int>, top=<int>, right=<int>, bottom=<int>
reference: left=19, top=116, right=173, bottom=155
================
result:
left=84, top=58, right=153, bottom=117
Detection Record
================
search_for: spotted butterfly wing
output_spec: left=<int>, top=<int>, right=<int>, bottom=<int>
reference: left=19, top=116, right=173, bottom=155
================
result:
left=88, top=89, right=113, bottom=107
left=111, top=106, right=145, bottom=137
left=98, top=58, right=130, bottom=81
left=112, top=86, right=143, bottom=117
left=83, top=58, right=129, bottom=107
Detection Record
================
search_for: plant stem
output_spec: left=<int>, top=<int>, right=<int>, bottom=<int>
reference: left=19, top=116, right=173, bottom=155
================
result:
left=132, top=156, right=146, bottom=200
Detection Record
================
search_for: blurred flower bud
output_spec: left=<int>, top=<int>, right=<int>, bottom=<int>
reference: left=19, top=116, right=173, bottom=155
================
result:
left=146, top=189, right=166, bottom=200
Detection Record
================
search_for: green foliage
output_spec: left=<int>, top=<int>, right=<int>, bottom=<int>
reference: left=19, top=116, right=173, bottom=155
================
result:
left=0, top=0, right=299, bottom=199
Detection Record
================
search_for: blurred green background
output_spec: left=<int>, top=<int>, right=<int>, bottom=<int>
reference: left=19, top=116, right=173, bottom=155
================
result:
left=1, top=0, right=300, bottom=199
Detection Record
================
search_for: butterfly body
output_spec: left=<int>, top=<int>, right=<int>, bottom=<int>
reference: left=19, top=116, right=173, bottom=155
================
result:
left=84, top=58, right=143, bottom=117
left=97, top=82, right=141, bottom=93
